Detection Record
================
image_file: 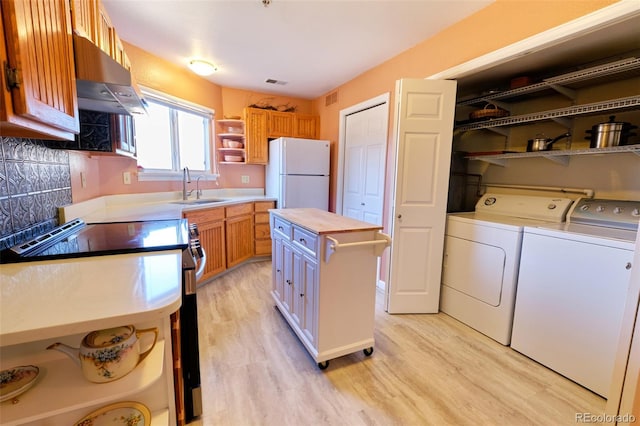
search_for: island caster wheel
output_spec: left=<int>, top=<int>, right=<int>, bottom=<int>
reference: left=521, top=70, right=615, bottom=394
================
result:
left=363, top=347, right=374, bottom=356
left=318, top=361, right=329, bottom=370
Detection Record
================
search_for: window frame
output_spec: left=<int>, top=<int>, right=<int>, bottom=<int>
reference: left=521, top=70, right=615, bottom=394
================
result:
left=135, top=87, right=218, bottom=182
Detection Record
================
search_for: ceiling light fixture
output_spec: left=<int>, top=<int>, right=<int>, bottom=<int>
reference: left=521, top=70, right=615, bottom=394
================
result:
left=188, top=59, right=218, bottom=76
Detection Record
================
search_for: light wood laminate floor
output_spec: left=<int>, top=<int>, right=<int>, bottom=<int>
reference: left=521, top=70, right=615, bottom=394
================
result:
left=193, top=260, right=605, bottom=426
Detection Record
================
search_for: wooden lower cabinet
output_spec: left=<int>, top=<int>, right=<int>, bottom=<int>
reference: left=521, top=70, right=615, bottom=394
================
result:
left=183, top=207, right=226, bottom=281
left=225, top=211, right=254, bottom=268
left=254, top=201, right=275, bottom=256
left=185, top=201, right=274, bottom=282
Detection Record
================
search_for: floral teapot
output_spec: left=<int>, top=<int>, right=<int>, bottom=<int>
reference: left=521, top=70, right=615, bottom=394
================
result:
left=47, top=325, right=158, bottom=383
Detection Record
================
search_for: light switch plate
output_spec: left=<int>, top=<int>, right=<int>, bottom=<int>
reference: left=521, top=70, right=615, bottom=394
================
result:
left=123, top=171, right=131, bottom=185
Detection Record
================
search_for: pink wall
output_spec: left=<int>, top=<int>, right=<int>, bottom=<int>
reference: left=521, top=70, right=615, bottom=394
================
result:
left=311, top=0, right=619, bottom=212
left=71, top=44, right=314, bottom=202
left=71, top=0, right=618, bottom=203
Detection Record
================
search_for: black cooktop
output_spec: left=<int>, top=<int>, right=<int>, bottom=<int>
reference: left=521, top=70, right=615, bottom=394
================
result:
left=0, top=219, right=190, bottom=264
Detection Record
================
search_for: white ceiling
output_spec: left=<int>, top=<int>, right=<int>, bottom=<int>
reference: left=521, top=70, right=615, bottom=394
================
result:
left=102, top=0, right=493, bottom=99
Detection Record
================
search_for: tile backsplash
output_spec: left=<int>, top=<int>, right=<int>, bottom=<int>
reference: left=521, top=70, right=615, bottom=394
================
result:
left=0, top=137, right=72, bottom=250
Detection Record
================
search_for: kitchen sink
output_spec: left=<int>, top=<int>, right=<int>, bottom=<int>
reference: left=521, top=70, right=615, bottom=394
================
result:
left=172, top=198, right=228, bottom=205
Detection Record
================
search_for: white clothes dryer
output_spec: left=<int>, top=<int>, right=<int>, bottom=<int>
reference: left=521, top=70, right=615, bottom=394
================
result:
left=440, top=194, right=574, bottom=345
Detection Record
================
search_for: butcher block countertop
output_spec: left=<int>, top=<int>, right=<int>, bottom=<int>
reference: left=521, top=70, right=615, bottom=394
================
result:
left=270, top=208, right=383, bottom=234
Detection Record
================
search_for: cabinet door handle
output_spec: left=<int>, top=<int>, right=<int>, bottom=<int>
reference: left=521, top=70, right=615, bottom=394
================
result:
left=276, top=269, right=281, bottom=273
left=278, top=226, right=284, bottom=231
left=300, top=238, right=306, bottom=244
left=397, top=214, right=402, bottom=219
left=286, top=279, right=291, bottom=285
left=626, top=262, right=632, bottom=270
left=300, top=293, right=304, bottom=297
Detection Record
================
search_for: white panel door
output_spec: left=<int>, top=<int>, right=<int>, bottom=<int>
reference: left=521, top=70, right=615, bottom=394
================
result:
left=342, top=104, right=387, bottom=225
left=386, top=78, right=457, bottom=313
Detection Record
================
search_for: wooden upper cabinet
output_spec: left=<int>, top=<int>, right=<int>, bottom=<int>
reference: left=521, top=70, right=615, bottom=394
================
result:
left=70, top=0, right=97, bottom=42
left=70, top=0, right=131, bottom=70
left=269, top=111, right=293, bottom=137
left=111, top=31, right=131, bottom=70
left=243, top=107, right=320, bottom=164
left=244, top=107, right=269, bottom=164
left=96, top=2, right=112, bottom=56
left=1, top=0, right=79, bottom=140
left=294, top=114, right=319, bottom=139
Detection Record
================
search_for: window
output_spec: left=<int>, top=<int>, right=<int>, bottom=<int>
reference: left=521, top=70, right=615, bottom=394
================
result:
left=134, top=88, right=215, bottom=178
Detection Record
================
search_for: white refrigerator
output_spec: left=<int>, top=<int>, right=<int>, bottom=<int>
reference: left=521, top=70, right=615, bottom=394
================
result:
left=266, top=137, right=330, bottom=210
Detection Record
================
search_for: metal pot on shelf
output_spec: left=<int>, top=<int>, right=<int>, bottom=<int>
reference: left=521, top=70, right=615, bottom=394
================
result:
left=585, top=116, right=637, bottom=148
left=526, top=132, right=571, bottom=152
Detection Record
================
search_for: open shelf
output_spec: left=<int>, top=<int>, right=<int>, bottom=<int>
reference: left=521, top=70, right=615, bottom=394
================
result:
left=456, top=95, right=640, bottom=132
left=466, top=144, right=640, bottom=167
left=457, top=57, right=640, bottom=106
left=0, top=340, right=166, bottom=425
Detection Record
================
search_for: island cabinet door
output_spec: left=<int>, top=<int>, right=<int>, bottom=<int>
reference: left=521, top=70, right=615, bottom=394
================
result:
left=272, top=236, right=285, bottom=301
left=300, top=253, right=318, bottom=346
left=282, top=243, right=294, bottom=313
left=291, top=248, right=304, bottom=328
left=291, top=249, right=317, bottom=345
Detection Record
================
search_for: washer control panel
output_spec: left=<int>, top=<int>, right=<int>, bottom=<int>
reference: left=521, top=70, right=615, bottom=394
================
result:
left=571, top=198, right=640, bottom=230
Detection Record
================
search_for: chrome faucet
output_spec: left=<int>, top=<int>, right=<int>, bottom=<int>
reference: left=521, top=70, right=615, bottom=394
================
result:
left=182, top=167, right=192, bottom=200
left=196, top=176, right=204, bottom=199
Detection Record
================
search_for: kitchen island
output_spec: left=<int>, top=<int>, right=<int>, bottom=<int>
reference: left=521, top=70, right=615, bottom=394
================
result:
left=0, top=251, right=182, bottom=425
left=269, top=208, right=390, bottom=369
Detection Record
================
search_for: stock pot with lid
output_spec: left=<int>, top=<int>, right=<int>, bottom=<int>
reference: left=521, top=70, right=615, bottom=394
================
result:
left=585, top=116, right=637, bottom=148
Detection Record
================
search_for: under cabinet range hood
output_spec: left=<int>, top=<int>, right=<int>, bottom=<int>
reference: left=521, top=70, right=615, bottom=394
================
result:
left=73, top=35, right=147, bottom=115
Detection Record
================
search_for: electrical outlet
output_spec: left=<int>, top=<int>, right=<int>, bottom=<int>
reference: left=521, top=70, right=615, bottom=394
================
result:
left=80, top=172, right=87, bottom=188
left=123, top=172, right=131, bottom=185
left=241, top=175, right=250, bottom=184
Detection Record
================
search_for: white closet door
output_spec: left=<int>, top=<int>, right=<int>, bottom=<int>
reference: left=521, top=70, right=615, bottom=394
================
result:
left=386, top=78, right=457, bottom=313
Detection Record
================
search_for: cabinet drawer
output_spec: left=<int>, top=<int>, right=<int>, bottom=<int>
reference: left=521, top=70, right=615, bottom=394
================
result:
left=255, top=239, right=272, bottom=256
left=273, top=217, right=292, bottom=240
left=226, top=203, right=253, bottom=218
left=255, top=201, right=275, bottom=213
left=255, top=212, right=270, bottom=224
left=292, top=226, right=318, bottom=257
left=255, top=223, right=271, bottom=240
left=184, top=207, right=225, bottom=224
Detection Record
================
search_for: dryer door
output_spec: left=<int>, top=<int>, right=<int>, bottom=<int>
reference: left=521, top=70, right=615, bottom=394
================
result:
left=442, top=236, right=505, bottom=306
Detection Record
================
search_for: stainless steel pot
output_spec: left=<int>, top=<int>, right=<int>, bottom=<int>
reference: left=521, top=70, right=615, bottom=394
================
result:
left=585, top=116, right=637, bottom=148
left=527, top=132, right=571, bottom=152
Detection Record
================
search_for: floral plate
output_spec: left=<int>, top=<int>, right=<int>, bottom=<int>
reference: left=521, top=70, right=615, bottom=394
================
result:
left=74, top=401, right=151, bottom=426
left=0, top=365, right=39, bottom=402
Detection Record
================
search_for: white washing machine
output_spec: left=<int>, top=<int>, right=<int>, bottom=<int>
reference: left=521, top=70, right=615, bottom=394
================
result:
left=441, top=193, right=574, bottom=345
left=511, top=198, right=639, bottom=398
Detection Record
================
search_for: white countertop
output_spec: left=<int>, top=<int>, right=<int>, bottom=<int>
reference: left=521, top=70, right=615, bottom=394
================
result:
left=0, top=250, right=183, bottom=346
left=60, top=189, right=277, bottom=222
